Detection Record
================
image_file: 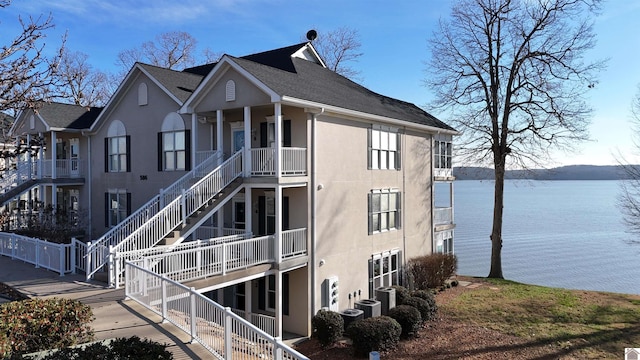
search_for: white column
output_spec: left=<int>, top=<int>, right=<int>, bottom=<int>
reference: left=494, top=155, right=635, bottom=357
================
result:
left=50, top=131, right=57, bottom=179
left=216, top=110, right=223, bottom=159
left=275, top=271, right=282, bottom=338
left=217, top=209, right=224, bottom=237
left=274, top=103, right=282, bottom=179
left=243, top=106, right=252, bottom=177
left=275, top=185, right=282, bottom=263
left=26, top=134, right=32, bottom=175
left=191, top=113, right=197, bottom=169
left=38, top=133, right=43, bottom=179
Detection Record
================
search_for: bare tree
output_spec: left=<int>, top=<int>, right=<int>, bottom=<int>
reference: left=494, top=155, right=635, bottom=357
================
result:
left=0, top=1, right=66, bottom=114
left=116, top=31, right=198, bottom=71
left=311, top=27, right=363, bottom=80
left=426, top=0, right=605, bottom=278
left=618, top=85, right=640, bottom=236
left=52, top=49, right=110, bottom=107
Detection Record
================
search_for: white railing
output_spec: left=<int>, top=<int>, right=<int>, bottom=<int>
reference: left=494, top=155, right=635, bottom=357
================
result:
left=434, top=207, right=453, bottom=225
left=86, top=150, right=223, bottom=280
left=250, top=148, right=307, bottom=176
left=434, top=167, right=453, bottom=178
left=125, top=262, right=308, bottom=360
left=196, top=150, right=220, bottom=166
left=193, top=226, right=247, bottom=239
left=117, top=228, right=307, bottom=287
left=282, top=228, right=307, bottom=259
left=111, top=233, right=251, bottom=289
left=0, top=232, right=79, bottom=275
left=221, top=309, right=277, bottom=336
left=135, top=235, right=273, bottom=284
left=0, top=160, right=37, bottom=196
left=41, top=159, right=86, bottom=178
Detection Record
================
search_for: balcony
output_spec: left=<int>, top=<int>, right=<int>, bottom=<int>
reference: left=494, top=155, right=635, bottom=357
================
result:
left=250, top=148, right=307, bottom=176
left=39, top=159, right=87, bottom=179
left=434, top=207, right=453, bottom=227
left=434, top=167, right=453, bottom=179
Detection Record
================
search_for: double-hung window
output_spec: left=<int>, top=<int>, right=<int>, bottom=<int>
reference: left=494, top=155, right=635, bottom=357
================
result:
left=368, top=189, right=401, bottom=234
left=105, top=120, right=130, bottom=173
left=369, top=250, right=400, bottom=297
left=105, top=190, right=130, bottom=227
left=434, top=138, right=452, bottom=170
left=368, top=125, right=401, bottom=170
left=162, top=130, right=186, bottom=171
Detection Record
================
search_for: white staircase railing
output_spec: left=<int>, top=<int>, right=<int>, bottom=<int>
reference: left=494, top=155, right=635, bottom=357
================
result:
left=125, top=261, right=309, bottom=360
left=0, top=160, right=37, bottom=196
left=105, top=150, right=243, bottom=286
left=85, top=150, right=222, bottom=280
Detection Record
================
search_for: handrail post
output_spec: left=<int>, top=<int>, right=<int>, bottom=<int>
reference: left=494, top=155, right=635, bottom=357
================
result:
left=85, top=241, right=92, bottom=281
left=273, top=337, right=283, bottom=360
left=59, top=243, right=65, bottom=276
left=108, top=245, right=115, bottom=288
left=224, top=307, right=233, bottom=360
left=35, top=238, right=40, bottom=268
left=70, top=238, right=77, bottom=274
left=190, top=287, right=197, bottom=343
left=181, top=189, right=187, bottom=223
left=222, top=243, right=227, bottom=275
left=161, top=275, right=168, bottom=322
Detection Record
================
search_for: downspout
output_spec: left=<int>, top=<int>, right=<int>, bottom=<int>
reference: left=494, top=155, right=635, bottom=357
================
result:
left=430, top=134, right=436, bottom=255
left=87, top=135, right=92, bottom=238
left=402, top=127, right=407, bottom=284
left=311, top=107, right=324, bottom=317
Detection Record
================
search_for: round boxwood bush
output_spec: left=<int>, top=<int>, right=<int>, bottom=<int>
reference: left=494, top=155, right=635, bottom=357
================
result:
left=388, top=305, right=422, bottom=338
left=411, top=289, right=438, bottom=317
left=346, top=316, right=401, bottom=356
left=391, top=285, right=410, bottom=305
left=311, top=309, right=344, bottom=347
left=403, top=296, right=436, bottom=322
left=18, top=336, right=172, bottom=360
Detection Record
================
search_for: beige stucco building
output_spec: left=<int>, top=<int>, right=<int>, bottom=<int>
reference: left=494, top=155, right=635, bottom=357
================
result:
left=4, top=41, right=456, bottom=339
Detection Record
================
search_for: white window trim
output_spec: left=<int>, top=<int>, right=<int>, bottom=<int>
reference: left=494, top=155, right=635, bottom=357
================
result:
left=369, top=188, right=401, bottom=234
left=370, top=249, right=400, bottom=297
left=369, top=125, right=400, bottom=170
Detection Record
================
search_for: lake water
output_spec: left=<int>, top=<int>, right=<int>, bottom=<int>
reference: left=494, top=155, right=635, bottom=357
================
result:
left=454, top=180, right=640, bottom=295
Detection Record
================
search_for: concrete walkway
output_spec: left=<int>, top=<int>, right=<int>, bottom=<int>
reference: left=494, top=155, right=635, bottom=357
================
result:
left=0, top=255, right=214, bottom=359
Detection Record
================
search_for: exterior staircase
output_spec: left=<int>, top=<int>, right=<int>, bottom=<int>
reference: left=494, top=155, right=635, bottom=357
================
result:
left=85, top=150, right=244, bottom=287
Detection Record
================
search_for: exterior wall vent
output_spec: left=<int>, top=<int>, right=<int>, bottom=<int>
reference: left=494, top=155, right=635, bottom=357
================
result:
left=226, top=80, right=236, bottom=102
left=138, top=83, right=148, bottom=106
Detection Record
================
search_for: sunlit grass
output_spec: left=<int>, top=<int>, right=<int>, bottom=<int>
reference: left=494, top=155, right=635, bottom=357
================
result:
left=441, top=278, right=640, bottom=359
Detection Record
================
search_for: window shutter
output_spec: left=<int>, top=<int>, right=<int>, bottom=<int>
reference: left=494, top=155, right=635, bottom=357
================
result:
left=283, top=196, right=289, bottom=231
left=104, top=138, right=109, bottom=173
left=283, top=120, right=292, bottom=147
left=125, top=135, right=131, bottom=172
left=258, top=278, right=266, bottom=311
left=258, top=196, right=266, bottom=236
left=126, top=192, right=132, bottom=216
left=283, top=273, right=290, bottom=316
left=367, top=127, right=372, bottom=169
left=368, top=192, right=373, bottom=235
left=104, top=193, right=109, bottom=227
left=184, top=130, right=191, bottom=171
left=157, top=133, right=163, bottom=171
left=397, top=192, right=402, bottom=229
left=396, top=132, right=402, bottom=170
left=260, top=122, right=268, bottom=148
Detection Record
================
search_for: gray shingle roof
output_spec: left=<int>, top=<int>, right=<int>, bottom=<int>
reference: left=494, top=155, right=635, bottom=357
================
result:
left=37, top=102, right=101, bottom=130
left=228, top=45, right=455, bottom=131
left=138, top=63, right=204, bottom=103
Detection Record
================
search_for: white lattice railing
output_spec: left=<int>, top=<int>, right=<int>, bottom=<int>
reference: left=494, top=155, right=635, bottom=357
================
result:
left=250, top=147, right=307, bottom=176
left=85, top=151, right=223, bottom=280
left=229, top=310, right=276, bottom=336
left=40, top=159, right=86, bottom=178
left=125, top=262, right=308, bottom=360
left=282, top=228, right=307, bottom=259
left=0, top=160, right=37, bottom=195
left=193, top=226, right=247, bottom=239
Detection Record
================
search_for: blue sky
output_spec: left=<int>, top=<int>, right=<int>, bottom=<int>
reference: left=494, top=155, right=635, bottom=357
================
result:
left=3, top=0, right=640, bottom=167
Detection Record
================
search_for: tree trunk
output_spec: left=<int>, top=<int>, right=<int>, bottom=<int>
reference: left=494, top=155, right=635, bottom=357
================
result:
left=488, top=161, right=505, bottom=279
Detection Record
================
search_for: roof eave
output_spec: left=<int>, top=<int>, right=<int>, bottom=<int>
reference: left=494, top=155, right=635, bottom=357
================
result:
left=281, top=96, right=459, bottom=135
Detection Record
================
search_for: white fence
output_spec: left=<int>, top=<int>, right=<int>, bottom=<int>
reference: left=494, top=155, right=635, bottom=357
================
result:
left=125, top=262, right=309, bottom=360
left=0, top=232, right=84, bottom=276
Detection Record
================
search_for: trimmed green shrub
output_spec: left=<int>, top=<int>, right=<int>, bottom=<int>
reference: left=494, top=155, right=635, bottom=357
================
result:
left=19, top=336, right=172, bottom=360
left=0, top=298, right=94, bottom=356
left=346, top=316, right=401, bottom=356
left=391, top=285, right=410, bottom=305
left=388, top=305, right=422, bottom=338
left=403, top=296, right=436, bottom=322
left=411, top=289, right=438, bottom=318
left=311, top=309, right=344, bottom=347
left=407, top=253, right=457, bottom=289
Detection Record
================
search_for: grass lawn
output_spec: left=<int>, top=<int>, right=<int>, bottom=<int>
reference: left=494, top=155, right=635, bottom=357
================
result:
left=440, top=278, right=640, bottom=359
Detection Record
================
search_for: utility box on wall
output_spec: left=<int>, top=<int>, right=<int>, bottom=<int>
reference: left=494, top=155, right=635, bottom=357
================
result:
left=322, top=276, right=339, bottom=311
